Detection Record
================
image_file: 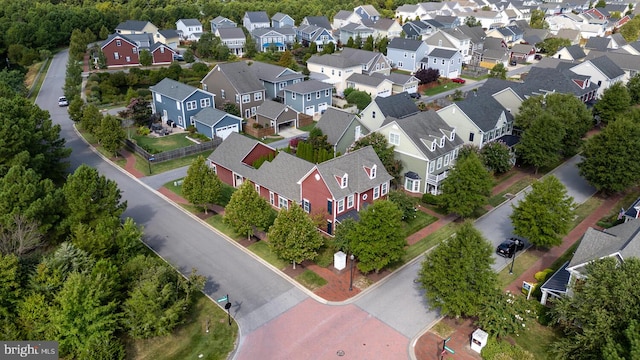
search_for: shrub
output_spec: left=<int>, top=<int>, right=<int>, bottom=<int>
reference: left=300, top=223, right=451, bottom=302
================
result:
left=422, top=193, right=440, bottom=205
left=481, top=337, right=535, bottom=360
left=534, top=269, right=553, bottom=282
left=137, top=126, right=150, bottom=136
left=136, top=88, right=151, bottom=98
left=186, top=125, right=197, bottom=134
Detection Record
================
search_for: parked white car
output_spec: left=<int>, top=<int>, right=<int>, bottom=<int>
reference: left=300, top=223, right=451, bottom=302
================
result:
left=58, top=96, right=69, bottom=107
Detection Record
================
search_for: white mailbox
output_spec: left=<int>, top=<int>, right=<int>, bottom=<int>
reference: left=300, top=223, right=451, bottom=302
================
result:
left=334, top=251, right=347, bottom=271
left=471, top=328, right=488, bottom=353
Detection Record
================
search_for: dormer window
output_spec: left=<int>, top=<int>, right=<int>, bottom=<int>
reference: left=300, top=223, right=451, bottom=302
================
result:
left=341, top=173, right=348, bottom=188
left=440, top=137, right=445, bottom=147
left=431, top=142, right=436, bottom=151
left=450, top=130, right=455, bottom=141
left=370, top=165, right=377, bottom=179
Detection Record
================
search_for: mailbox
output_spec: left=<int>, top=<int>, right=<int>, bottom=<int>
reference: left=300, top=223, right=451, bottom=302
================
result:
left=471, top=328, right=488, bottom=353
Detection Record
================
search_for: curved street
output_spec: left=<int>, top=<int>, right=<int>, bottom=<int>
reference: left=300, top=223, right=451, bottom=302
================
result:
left=40, top=50, right=596, bottom=359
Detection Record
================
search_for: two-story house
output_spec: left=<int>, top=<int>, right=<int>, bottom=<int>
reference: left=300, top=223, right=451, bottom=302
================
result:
left=201, top=61, right=266, bottom=119
left=420, top=48, right=463, bottom=78
left=251, top=27, right=296, bottom=52
left=115, top=20, right=158, bottom=35
left=149, top=78, right=216, bottom=129
left=339, top=48, right=392, bottom=76
left=176, top=19, right=203, bottom=41
left=101, top=33, right=176, bottom=68
left=376, top=110, right=464, bottom=194
left=301, top=16, right=332, bottom=31
left=359, top=92, right=420, bottom=131
left=282, top=79, right=333, bottom=116
left=306, top=54, right=362, bottom=95
left=354, top=5, right=381, bottom=22
left=401, top=20, right=442, bottom=40
left=363, top=18, right=403, bottom=39
left=210, top=16, right=237, bottom=32
left=387, top=37, right=431, bottom=73
left=271, top=12, right=295, bottom=28
left=316, top=108, right=368, bottom=156
left=339, top=23, right=376, bottom=44
left=154, top=30, right=180, bottom=50
left=296, top=25, right=337, bottom=51
left=569, top=56, right=626, bottom=97
left=243, top=11, right=270, bottom=32
left=346, top=73, right=393, bottom=98
left=247, top=61, right=304, bottom=101
left=217, top=27, right=247, bottom=57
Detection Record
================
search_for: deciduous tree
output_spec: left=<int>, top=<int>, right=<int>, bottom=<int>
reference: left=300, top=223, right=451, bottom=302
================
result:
left=510, top=176, right=575, bottom=248
left=224, top=181, right=272, bottom=239
left=516, top=112, right=565, bottom=172
left=419, top=221, right=497, bottom=318
left=594, top=82, right=632, bottom=124
left=268, top=202, right=323, bottom=269
left=464, top=16, right=481, bottom=27
left=438, top=152, right=493, bottom=218
left=489, top=63, right=507, bottom=79
left=346, top=90, right=371, bottom=110
left=182, top=156, right=222, bottom=214
left=480, top=141, right=512, bottom=174
left=96, top=115, right=125, bottom=157
left=349, top=200, right=406, bottom=273
left=529, top=9, right=549, bottom=29
left=627, top=73, right=640, bottom=104
left=536, top=37, right=570, bottom=54
left=414, top=68, right=439, bottom=84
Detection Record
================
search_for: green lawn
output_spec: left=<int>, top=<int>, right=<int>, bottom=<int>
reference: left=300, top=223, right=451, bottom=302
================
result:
left=488, top=177, right=535, bottom=207
left=296, top=270, right=327, bottom=290
left=423, top=83, right=464, bottom=96
left=514, top=321, right=562, bottom=359
left=402, top=211, right=438, bottom=238
left=497, top=251, right=540, bottom=288
left=126, top=292, right=237, bottom=360
left=205, top=214, right=241, bottom=240
left=248, top=241, right=288, bottom=270
left=132, top=133, right=197, bottom=153
left=133, top=150, right=211, bottom=176
left=403, top=222, right=462, bottom=262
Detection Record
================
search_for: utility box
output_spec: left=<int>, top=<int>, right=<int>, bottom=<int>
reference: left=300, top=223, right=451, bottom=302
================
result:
left=334, top=251, right=347, bottom=271
left=471, top=328, right=488, bottom=353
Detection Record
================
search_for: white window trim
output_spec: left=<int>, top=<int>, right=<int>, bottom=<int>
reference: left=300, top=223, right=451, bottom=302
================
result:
left=186, top=100, right=197, bottom=111
left=389, top=132, right=399, bottom=145
left=278, top=196, right=289, bottom=209
left=341, top=174, right=348, bottom=188
left=347, top=194, right=354, bottom=209
left=200, top=98, right=211, bottom=108
left=337, top=199, right=345, bottom=213
left=269, top=191, right=274, bottom=205
left=381, top=182, right=388, bottom=195
left=373, top=186, right=380, bottom=199
left=254, top=92, right=263, bottom=101
left=303, top=199, right=310, bottom=213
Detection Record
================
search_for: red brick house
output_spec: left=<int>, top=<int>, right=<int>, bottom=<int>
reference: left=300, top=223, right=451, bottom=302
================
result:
left=100, top=33, right=176, bottom=68
left=208, top=132, right=392, bottom=235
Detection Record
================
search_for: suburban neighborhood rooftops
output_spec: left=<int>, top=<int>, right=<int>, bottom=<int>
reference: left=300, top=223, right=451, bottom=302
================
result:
left=252, top=152, right=313, bottom=202
left=245, top=11, right=270, bottom=22
left=283, top=79, right=333, bottom=93
left=427, top=48, right=458, bottom=58
left=388, top=37, right=425, bottom=51
left=150, top=78, right=200, bottom=101
left=205, top=62, right=265, bottom=94
left=307, top=54, right=361, bottom=68
left=374, top=92, right=420, bottom=119
left=346, top=73, right=389, bottom=87
left=316, top=108, right=358, bottom=146
left=193, top=108, right=236, bottom=127
left=116, top=20, right=153, bottom=31
left=587, top=55, right=625, bottom=80
left=256, top=100, right=293, bottom=119
left=247, top=61, right=303, bottom=82
left=568, top=220, right=640, bottom=272
left=179, top=19, right=202, bottom=26
left=217, top=27, right=246, bottom=39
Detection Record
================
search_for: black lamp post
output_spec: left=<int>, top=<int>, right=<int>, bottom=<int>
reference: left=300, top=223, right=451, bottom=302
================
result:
left=148, top=156, right=155, bottom=174
left=509, top=239, right=520, bottom=275
left=349, top=254, right=355, bottom=291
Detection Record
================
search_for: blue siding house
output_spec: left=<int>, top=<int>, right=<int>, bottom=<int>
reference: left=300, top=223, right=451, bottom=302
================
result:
left=420, top=48, right=463, bottom=78
left=282, top=80, right=333, bottom=116
left=247, top=61, right=304, bottom=101
left=387, top=37, right=430, bottom=73
left=150, top=78, right=215, bottom=129
left=193, top=107, right=243, bottom=140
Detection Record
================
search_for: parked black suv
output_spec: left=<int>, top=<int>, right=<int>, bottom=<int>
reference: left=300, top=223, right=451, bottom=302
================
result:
left=496, top=238, right=525, bottom=258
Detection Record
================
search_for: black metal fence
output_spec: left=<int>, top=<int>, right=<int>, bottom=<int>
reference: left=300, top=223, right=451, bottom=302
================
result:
left=124, top=137, right=222, bottom=163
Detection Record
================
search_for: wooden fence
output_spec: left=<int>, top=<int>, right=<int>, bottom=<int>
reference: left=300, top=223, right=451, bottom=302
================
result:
left=124, top=137, right=222, bottom=163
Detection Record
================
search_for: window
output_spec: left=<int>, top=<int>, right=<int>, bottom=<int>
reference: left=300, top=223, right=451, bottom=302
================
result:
left=303, top=199, right=310, bottom=213
left=321, top=67, right=325, bottom=73
left=160, top=47, right=165, bottom=53
left=221, top=89, right=225, bottom=99
left=190, top=116, right=195, bottom=125
left=269, top=192, right=274, bottom=205
left=116, top=40, right=121, bottom=46
left=245, top=109, right=250, bottom=118
left=411, top=53, right=415, bottom=59
left=176, top=101, right=181, bottom=110
left=255, top=184, right=260, bottom=192
left=186, top=100, right=197, bottom=111
left=125, top=56, right=131, bottom=62
left=450, top=131, right=455, bottom=141
left=254, top=92, right=262, bottom=101
left=200, top=98, right=211, bottom=108
left=211, top=164, right=217, bottom=174
left=178, top=116, right=183, bottom=125
left=429, top=161, right=435, bottom=173
left=398, top=61, right=403, bottom=67
left=444, top=154, right=450, bottom=166
left=279, top=82, right=286, bottom=89
left=372, top=111, right=376, bottom=119
left=337, top=199, right=345, bottom=213
left=469, top=133, right=475, bottom=142
left=155, top=93, right=162, bottom=102
left=405, top=178, right=420, bottom=193
left=114, top=52, right=120, bottom=60
left=325, top=89, right=330, bottom=96
left=370, top=165, right=377, bottom=179
left=440, top=138, right=444, bottom=147
left=242, top=94, right=250, bottom=103
left=338, top=71, right=341, bottom=76
left=251, top=107, right=256, bottom=116
left=332, top=69, right=334, bottom=75
left=404, top=52, right=408, bottom=58
left=132, top=47, right=137, bottom=53
left=389, top=133, right=399, bottom=145
left=341, top=174, right=348, bottom=188
left=347, top=194, right=354, bottom=209
left=442, top=59, right=445, bottom=65
left=373, top=186, right=380, bottom=199
left=431, top=142, right=436, bottom=151
left=381, top=182, right=388, bottom=195
left=235, top=94, right=239, bottom=103
left=433, top=58, right=436, bottom=64
left=292, top=92, right=296, bottom=100
left=316, top=91, right=321, bottom=99
left=306, top=93, right=311, bottom=101
left=279, top=196, right=288, bottom=209
left=437, top=157, right=443, bottom=170
left=203, top=84, right=208, bottom=91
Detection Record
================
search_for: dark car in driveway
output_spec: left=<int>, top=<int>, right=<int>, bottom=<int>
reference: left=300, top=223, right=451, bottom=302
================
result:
left=496, top=238, right=525, bottom=258
left=409, top=92, right=421, bottom=99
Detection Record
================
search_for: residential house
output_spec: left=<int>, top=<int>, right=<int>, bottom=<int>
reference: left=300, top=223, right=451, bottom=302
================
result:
left=455, top=10, right=508, bottom=29
left=517, top=66, right=599, bottom=103
left=569, top=56, right=626, bottom=97
left=440, top=27, right=473, bottom=62
left=363, top=18, right=403, bottom=39
left=217, top=27, right=246, bottom=57
left=115, top=20, right=158, bottom=35
left=584, top=51, right=640, bottom=83
left=395, top=2, right=454, bottom=22
left=522, top=28, right=550, bottom=47
left=451, top=25, right=488, bottom=68
left=556, top=29, right=582, bottom=45
left=154, top=29, right=180, bottom=50
left=433, top=15, right=460, bottom=29
left=540, top=219, right=640, bottom=305
left=552, top=44, right=587, bottom=61
left=176, top=19, right=203, bottom=41
left=360, top=92, right=420, bottom=131
left=301, top=16, right=332, bottom=30
left=192, top=107, right=243, bottom=140
left=149, top=78, right=215, bottom=129
left=402, top=20, right=441, bottom=40
left=299, top=146, right=392, bottom=235
left=296, top=25, right=337, bottom=51
left=376, top=110, right=464, bottom=194
left=271, top=12, right=295, bottom=28
left=252, top=27, right=296, bottom=52
left=247, top=61, right=304, bottom=100
left=210, top=16, right=237, bottom=32
left=282, top=79, right=333, bottom=116
left=243, top=11, right=270, bottom=32
left=479, top=37, right=510, bottom=68
left=371, top=72, right=420, bottom=95
left=485, top=25, right=525, bottom=46
left=420, top=48, right=463, bottom=78
left=509, top=43, right=537, bottom=63
left=333, top=10, right=360, bottom=30
left=387, top=37, right=431, bottom=73
left=585, top=36, right=614, bottom=51
left=346, top=73, right=393, bottom=98
left=316, top=108, right=368, bottom=155
left=339, top=48, right=392, bottom=76
left=100, top=33, right=175, bottom=68
left=255, top=100, right=299, bottom=134
left=354, top=5, right=381, bottom=22
left=201, top=61, right=266, bottom=119
left=339, top=23, right=376, bottom=44
left=423, top=30, right=467, bottom=61
left=437, top=91, right=515, bottom=149
left=623, top=197, right=640, bottom=222
left=306, top=54, right=362, bottom=95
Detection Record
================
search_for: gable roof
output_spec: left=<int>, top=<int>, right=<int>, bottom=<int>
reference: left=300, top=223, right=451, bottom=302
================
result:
left=307, top=54, right=360, bottom=68
left=565, top=44, right=587, bottom=60
left=304, top=16, right=332, bottom=30
left=568, top=220, right=640, bottom=272
left=586, top=55, right=625, bottom=80
left=339, top=48, right=382, bottom=65
left=207, top=132, right=270, bottom=179
left=334, top=10, right=354, bottom=20
left=585, top=37, right=611, bottom=51
left=346, top=73, right=389, bottom=87
left=427, top=47, right=458, bottom=58
left=453, top=24, right=487, bottom=44
left=205, top=62, right=264, bottom=94
left=584, top=50, right=640, bottom=73
left=371, top=72, right=418, bottom=85
left=157, top=29, right=179, bottom=38
left=357, top=5, right=381, bottom=17
left=252, top=152, right=314, bottom=201
left=316, top=108, right=358, bottom=146
left=517, top=66, right=598, bottom=99
left=217, top=27, right=246, bottom=39
left=150, top=78, right=199, bottom=101
left=272, top=12, right=293, bottom=22
left=116, top=20, right=153, bottom=32
left=247, top=61, right=303, bottom=82
left=374, top=92, right=420, bottom=118
left=211, top=16, right=236, bottom=27
left=245, top=11, right=270, bottom=23
left=454, top=93, right=511, bottom=132
left=252, top=27, right=296, bottom=37
left=283, top=79, right=332, bottom=94
left=257, top=100, right=295, bottom=119
left=388, top=37, right=426, bottom=51
left=179, top=19, right=202, bottom=26
left=193, top=107, right=237, bottom=127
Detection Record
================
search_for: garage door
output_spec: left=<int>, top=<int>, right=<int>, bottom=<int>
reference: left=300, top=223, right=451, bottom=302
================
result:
left=305, top=105, right=315, bottom=116
left=318, top=103, right=328, bottom=113
left=216, top=124, right=239, bottom=140
left=448, top=70, right=459, bottom=79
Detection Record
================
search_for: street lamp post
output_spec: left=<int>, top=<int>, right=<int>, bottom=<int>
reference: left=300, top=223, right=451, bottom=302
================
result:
left=148, top=156, right=155, bottom=174
left=349, top=254, right=355, bottom=291
left=509, top=239, right=520, bottom=275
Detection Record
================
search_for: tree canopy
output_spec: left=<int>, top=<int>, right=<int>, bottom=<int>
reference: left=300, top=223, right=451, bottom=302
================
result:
left=419, top=221, right=497, bottom=318
left=510, top=176, right=575, bottom=248
left=182, top=155, right=222, bottom=214
left=516, top=112, right=565, bottom=172
left=438, top=152, right=493, bottom=218
left=480, top=141, right=512, bottom=174
left=267, top=202, right=323, bottom=268
left=594, top=82, right=632, bottom=124
left=489, top=63, right=507, bottom=79
left=224, top=181, right=273, bottom=239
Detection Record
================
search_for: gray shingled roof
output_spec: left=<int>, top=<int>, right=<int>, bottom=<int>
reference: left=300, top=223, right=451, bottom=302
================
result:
left=207, top=132, right=265, bottom=178
left=217, top=27, right=245, bottom=39
left=315, top=146, right=392, bottom=199
left=251, top=152, right=313, bottom=202
left=212, top=62, right=265, bottom=94
left=247, top=61, right=303, bottom=83
left=245, top=11, right=270, bottom=23
left=193, top=107, right=234, bottom=127
left=346, top=73, right=388, bottom=87
left=388, top=37, right=425, bottom=51
left=587, top=55, right=625, bottom=80
left=316, top=108, right=357, bottom=146
left=307, top=54, right=361, bottom=68
left=150, top=78, right=198, bottom=101
left=384, top=110, right=464, bottom=160
left=516, top=67, right=598, bottom=99
left=256, top=100, right=289, bottom=119
left=585, top=37, right=611, bottom=51
left=427, top=48, right=458, bottom=58
left=334, top=10, right=353, bottom=20
left=252, top=27, right=295, bottom=37
left=565, top=44, right=586, bottom=60
left=585, top=50, right=640, bottom=72
left=375, top=92, right=419, bottom=118
left=540, top=261, right=570, bottom=293
left=116, top=20, right=151, bottom=31
left=158, top=29, right=179, bottom=38
left=304, top=16, right=331, bottom=30
left=371, top=72, right=417, bottom=85
left=455, top=93, right=511, bottom=132
left=282, top=79, right=332, bottom=94
left=568, top=220, right=640, bottom=272
left=271, top=12, right=291, bottom=22
left=180, top=19, right=202, bottom=26
left=339, top=48, right=379, bottom=65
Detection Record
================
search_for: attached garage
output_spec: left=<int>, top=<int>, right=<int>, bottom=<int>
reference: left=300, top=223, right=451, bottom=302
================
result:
left=216, top=124, right=239, bottom=140
left=305, top=105, right=315, bottom=116
left=193, top=107, right=243, bottom=140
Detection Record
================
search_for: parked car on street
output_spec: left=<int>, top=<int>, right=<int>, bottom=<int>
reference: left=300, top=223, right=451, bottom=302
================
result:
left=496, top=237, right=525, bottom=258
left=451, top=78, right=466, bottom=84
left=58, top=96, right=69, bottom=107
left=173, top=53, right=184, bottom=61
left=409, top=92, right=422, bottom=99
